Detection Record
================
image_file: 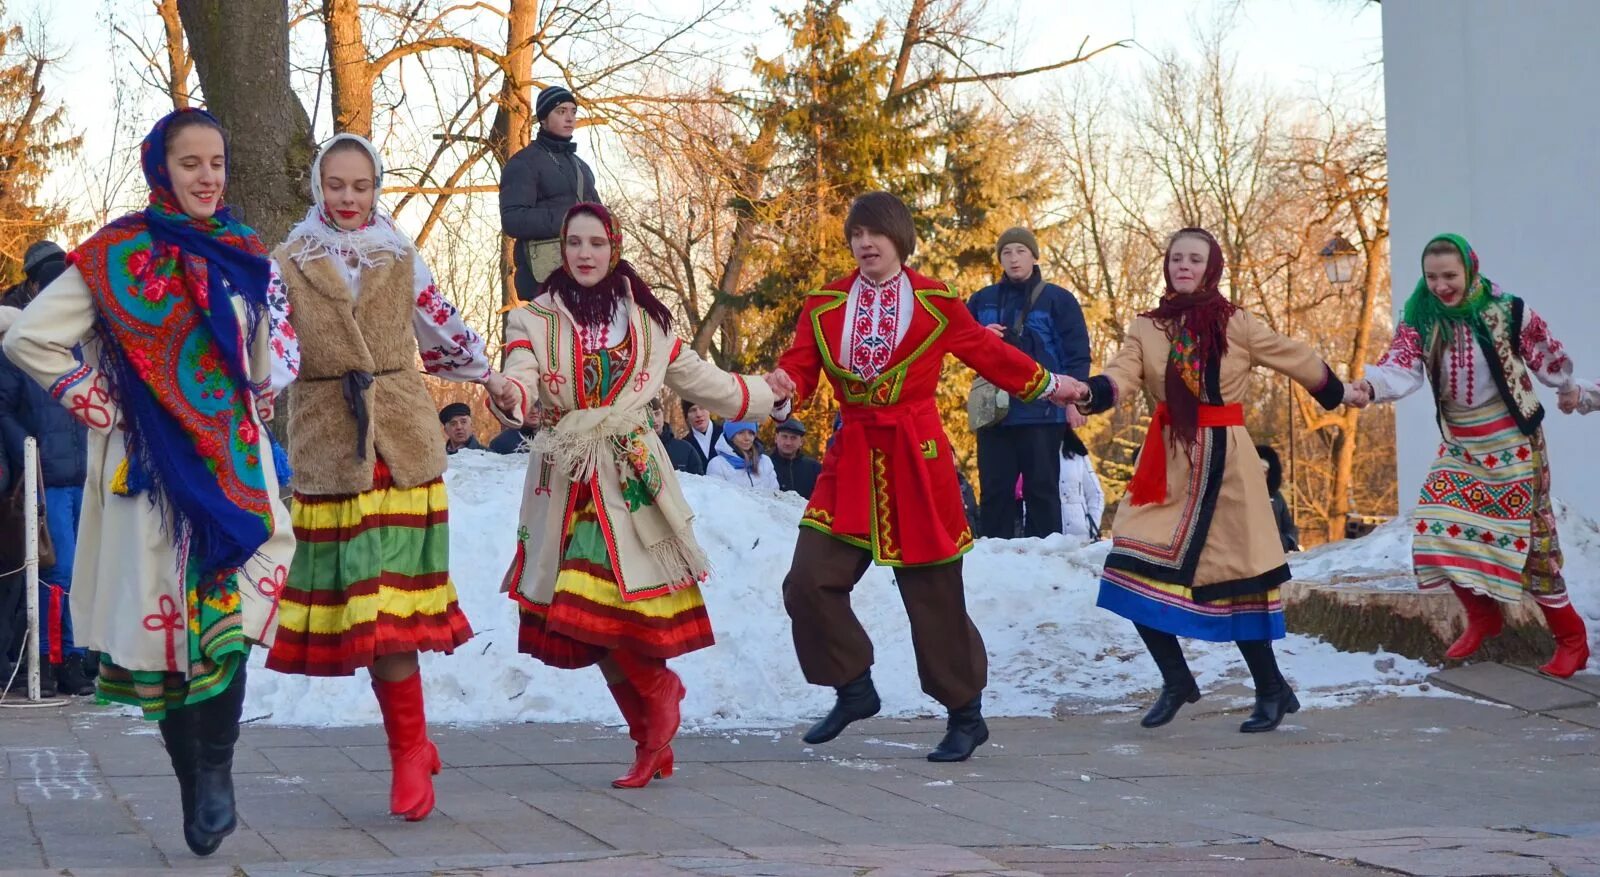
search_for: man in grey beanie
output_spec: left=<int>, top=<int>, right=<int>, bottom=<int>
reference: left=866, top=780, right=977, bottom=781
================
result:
left=966, top=226, right=1091, bottom=539
left=499, top=84, right=600, bottom=301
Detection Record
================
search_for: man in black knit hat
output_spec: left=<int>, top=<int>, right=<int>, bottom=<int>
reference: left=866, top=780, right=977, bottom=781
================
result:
left=499, top=84, right=601, bottom=301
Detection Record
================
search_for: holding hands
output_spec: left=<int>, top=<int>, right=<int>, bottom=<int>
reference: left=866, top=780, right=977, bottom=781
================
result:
left=1048, top=374, right=1090, bottom=408
left=1558, top=383, right=1582, bottom=415
left=484, top=370, right=521, bottom=413
left=1343, top=380, right=1373, bottom=409
left=765, top=368, right=796, bottom=403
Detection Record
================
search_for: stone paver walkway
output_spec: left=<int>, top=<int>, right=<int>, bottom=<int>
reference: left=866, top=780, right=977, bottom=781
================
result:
left=3, top=670, right=1598, bottom=875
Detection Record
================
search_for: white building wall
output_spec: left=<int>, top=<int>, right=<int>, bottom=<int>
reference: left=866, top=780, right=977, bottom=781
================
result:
left=1382, top=1, right=1600, bottom=515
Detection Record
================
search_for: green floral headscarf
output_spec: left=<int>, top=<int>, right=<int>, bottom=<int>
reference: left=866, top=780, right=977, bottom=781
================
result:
left=1401, top=232, right=1493, bottom=348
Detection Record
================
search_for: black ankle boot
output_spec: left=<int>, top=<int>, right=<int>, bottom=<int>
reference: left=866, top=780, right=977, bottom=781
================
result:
left=1140, top=681, right=1201, bottom=728
left=927, top=696, right=989, bottom=762
left=1239, top=680, right=1299, bottom=733
left=802, top=671, right=880, bottom=744
left=186, top=664, right=247, bottom=856
left=55, top=654, right=97, bottom=697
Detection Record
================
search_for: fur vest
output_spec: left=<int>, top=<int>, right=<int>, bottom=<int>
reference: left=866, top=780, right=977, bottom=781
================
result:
left=273, top=246, right=447, bottom=494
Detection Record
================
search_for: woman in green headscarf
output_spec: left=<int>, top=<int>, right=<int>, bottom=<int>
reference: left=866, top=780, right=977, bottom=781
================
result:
left=1346, top=234, right=1589, bottom=677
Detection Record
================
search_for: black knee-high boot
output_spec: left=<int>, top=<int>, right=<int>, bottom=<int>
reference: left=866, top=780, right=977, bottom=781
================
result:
left=185, top=662, right=248, bottom=855
left=157, top=709, right=197, bottom=840
left=1134, top=623, right=1199, bottom=728
left=1235, top=640, right=1298, bottom=733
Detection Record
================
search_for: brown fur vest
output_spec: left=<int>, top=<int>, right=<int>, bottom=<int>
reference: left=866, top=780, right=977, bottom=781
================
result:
left=273, top=246, right=447, bottom=495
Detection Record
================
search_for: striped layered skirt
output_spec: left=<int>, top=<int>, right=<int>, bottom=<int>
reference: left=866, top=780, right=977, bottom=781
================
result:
left=516, top=483, right=714, bottom=668
left=1412, top=398, right=1565, bottom=605
left=266, top=460, right=473, bottom=676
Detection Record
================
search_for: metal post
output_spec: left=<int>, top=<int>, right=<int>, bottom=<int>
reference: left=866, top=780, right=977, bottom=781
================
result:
left=24, top=436, right=39, bottom=702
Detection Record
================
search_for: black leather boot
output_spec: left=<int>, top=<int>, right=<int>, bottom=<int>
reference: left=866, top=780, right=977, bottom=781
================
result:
left=802, top=671, right=880, bottom=744
left=55, top=654, right=97, bottom=696
left=1236, top=639, right=1298, bottom=733
left=158, top=710, right=198, bottom=840
left=186, top=663, right=247, bottom=856
left=1135, top=623, right=1200, bottom=728
left=927, top=696, right=989, bottom=762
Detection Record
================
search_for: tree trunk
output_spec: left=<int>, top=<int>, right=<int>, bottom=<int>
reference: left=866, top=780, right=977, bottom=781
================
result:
left=177, top=0, right=314, bottom=245
left=491, top=0, right=537, bottom=310
left=324, top=0, right=372, bottom=137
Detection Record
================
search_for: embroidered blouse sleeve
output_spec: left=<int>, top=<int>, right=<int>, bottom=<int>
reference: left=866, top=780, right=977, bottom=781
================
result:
left=0, top=265, right=120, bottom=436
left=263, top=258, right=301, bottom=395
left=1364, top=322, right=1426, bottom=404
left=411, top=251, right=491, bottom=382
left=1519, top=306, right=1576, bottom=390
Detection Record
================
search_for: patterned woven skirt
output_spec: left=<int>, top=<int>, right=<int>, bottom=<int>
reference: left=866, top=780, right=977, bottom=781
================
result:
left=266, top=460, right=473, bottom=677
left=517, top=483, right=714, bottom=668
left=1097, top=567, right=1284, bottom=643
left=1412, top=398, right=1565, bottom=606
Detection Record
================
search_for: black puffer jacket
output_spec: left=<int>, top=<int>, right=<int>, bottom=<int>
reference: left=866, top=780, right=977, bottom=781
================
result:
left=499, top=130, right=599, bottom=301
left=0, top=348, right=88, bottom=489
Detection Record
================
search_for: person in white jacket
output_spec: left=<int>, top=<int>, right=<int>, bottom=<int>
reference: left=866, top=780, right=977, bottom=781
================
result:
left=705, top=421, right=779, bottom=490
left=1057, top=428, right=1104, bottom=540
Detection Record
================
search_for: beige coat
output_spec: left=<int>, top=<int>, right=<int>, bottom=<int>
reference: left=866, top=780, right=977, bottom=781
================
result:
left=493, top=294, right=777, bottom=604
left=273, top=246, right=447, bottom=495
left=1, top=266, right=294, bottom=670
left=1098, top=312, right=1341, bottom=597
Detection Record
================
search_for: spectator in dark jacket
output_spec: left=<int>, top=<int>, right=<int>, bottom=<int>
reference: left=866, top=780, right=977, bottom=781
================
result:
left=681, top=399, right=723, bottom=472
left=1256, top=444, right=1299, bottom=552
left=0, top=244, right=91, bottom=696
left=648, top=400, right=702, bottom=476
left=768, top=417, right=821, bottom=499
left=489, top=425, right=533, bottom=454
left=967, top=227, right=1090, bottom=539
left=440, top=402, right=485, bottom=454
left=499, top=85, right=600, bottom=301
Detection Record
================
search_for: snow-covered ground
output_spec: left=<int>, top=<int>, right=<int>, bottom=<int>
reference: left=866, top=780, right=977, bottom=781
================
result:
left=244, top=452, right=1598, bottom=728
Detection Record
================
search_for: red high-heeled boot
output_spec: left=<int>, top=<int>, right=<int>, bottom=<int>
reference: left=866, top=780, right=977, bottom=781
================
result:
left=372, top=672, right=442, bottom=820
left=1445, top=584, right=1504, bottom=660
left=607, top=681, right=669, bottom=788
left=1538, top=602, right=1591, bottom=678
left=610, top=652, right=683, bottom=788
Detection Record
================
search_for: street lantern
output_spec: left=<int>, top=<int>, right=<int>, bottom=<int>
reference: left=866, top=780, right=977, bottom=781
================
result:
left=1320, top=234, right=1360, bottom=285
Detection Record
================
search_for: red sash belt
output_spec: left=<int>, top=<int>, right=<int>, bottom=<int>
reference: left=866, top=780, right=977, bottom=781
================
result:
left=1127, top=401, right=1244, bottom=507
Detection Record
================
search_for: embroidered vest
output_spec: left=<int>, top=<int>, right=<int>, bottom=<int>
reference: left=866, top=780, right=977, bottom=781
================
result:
left=1423, top=292, right=1543, bottom=437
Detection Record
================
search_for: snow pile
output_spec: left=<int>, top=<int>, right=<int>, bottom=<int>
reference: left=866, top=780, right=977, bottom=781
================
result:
left=243, top=452, right=1519, bottom=728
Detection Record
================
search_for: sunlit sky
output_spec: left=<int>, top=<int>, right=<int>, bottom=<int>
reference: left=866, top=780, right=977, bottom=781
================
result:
left=17, top=0, right=1382, bottom=227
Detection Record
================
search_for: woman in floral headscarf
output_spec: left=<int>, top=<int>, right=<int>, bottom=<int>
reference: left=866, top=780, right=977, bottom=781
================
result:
left=1060, top=228, right=1347, bottom=734
left=263, top=133, right=514, bottom=823
left=491, top=202, right=788, bottom=789
left=2, top=108, right=296, bottom=857
left=1346, top=234, right=1588, bottom=679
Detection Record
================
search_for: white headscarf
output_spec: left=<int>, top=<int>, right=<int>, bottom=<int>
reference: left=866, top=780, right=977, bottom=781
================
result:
left=285, top=132, right=411, bottom=269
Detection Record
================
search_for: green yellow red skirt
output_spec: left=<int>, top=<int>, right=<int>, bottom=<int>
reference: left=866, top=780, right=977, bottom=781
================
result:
left=516, top=484, right=713, bottom=668
left=267, top=460, right=472, bottom=677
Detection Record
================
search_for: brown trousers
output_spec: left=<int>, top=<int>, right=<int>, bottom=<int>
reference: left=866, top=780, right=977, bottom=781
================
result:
left=782, top=528, right=987, bottom=709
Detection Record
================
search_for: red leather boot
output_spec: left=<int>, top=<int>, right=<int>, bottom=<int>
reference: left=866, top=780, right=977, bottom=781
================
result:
left=1445, top=584, right=1504, bottom=660
left=372, top=672, right=442, bottom=820
left=607, top=681, right=660, bottom=788
left=610, top=652, right=684, bottom=788
left=1538, top=602, right=1591, bottom=678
